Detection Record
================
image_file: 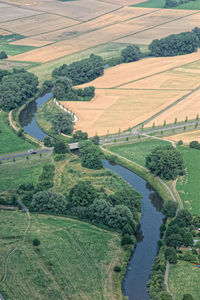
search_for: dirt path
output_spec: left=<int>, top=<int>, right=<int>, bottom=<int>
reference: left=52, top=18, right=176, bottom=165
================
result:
left=164, top=261, right=174, bottom=300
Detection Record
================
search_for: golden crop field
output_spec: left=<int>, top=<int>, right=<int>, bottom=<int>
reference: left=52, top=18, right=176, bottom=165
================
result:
left=60, top=89, right=188, bottom=136
left=164, top=131, right=200, bottom=143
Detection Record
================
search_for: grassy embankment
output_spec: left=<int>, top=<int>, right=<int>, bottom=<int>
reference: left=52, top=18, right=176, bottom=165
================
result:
left=168, top=261, right=200, bottom=300
left=0, top=210, right=126, bottom=300
left=176, top=146, right=200, bottom=214
left=132, top=0, right=200, bottom=9
left=0, top=112, right=34, bottom=154
left=35, top=99, right=72, bottom=142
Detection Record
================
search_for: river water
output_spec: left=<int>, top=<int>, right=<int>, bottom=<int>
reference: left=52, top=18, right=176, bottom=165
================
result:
left=19, top=93, right=164, bottom=300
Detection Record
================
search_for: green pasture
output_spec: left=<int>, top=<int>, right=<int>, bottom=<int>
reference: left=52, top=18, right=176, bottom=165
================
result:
left=0, top=211, right=123, bottom=300
left=168, top=261, right=200, bottom=300
left=177, top=146, right=200, bottom=215
left=0, top=44, right=36, bottom=56
left=0, top=112, right=33, bottom=154
left=109, top=138, right=170, bottom=167
left=132, top=0, right=200, bottom=9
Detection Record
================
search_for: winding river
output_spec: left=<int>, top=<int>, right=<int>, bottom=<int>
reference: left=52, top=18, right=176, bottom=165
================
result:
left=19, top=94, right=164, bottom=300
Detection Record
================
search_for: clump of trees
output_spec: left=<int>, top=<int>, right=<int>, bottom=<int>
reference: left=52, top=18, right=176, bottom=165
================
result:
left=121, top=45, right=142, bottom=63
left=51, top=112, right=74, bottom=135
left=52, top=54, right=104, bottom=85
left=163, top=200, right=178, bottom=218
left=52, top=76, right=95, bottom=101
left=149, top=30, right=199, bottom=57
left=0, top=51, right=7, bottom=59
left=79, top=140, right=103, bottom=170
left=54, top=140, right=70, bottom=154
left=0, top=68, right=38, bottom=111
left=146, top=145, right=185, bottom=180
left=31, top=191, right=67, bottom=213
left=165, top=0, right=195, bottom=8
left=72, top=130, right=88, bottom=142
left=189, top=140, right=200, bottom=150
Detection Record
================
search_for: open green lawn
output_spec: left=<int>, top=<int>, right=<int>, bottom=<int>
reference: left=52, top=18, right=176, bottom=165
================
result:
left=0, top=112, right=34, bottom=154
left=0, top=156, right=51, bottom=192
left=168, top=261, right=200, bottom=300
left=109, top=139, right=170, bottom=167
left=29, top=42, right=144, bottom=84
left=0, top=44, right=36, bottom=56
left=177, top=146, right=200, bottom=215
left=132, top=0, right=200, bottom=9
left=0, top=211, right=123, bottom=300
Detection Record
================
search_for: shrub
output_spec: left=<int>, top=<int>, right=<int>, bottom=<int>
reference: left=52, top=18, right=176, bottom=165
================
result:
left=114, top=266, right=121, bottom=272
left=0, top=51, right=8, bottom=59
left=189, top=140, right=200, bottom=150
left=165, top=247, right=177, bottom=264
left=121, top=45, right=142, bottom=63
left=163, top=200, right=178, bottom=218
left=54, top=141, right=69, bottom=154
left=121, top=234, right=136, bottom=246
left=122, top=224, right=134, bottom=236
left=33, top=239, right=40, bottom=246
left=182, top=294, right=194, bottom=300
left=31, top=191, right=67, bottom=213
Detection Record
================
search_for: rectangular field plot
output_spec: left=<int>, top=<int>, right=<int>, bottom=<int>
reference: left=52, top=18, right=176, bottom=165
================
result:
left=0, top=13, right=80, bottom=37
left=148, top=89, right=200, bottom=127
left=79, top=52, right=200, bottom=89
left=28, top=0, right=120, bottom=21
left=164, top=130, right=200, bottom=144
left=0, top=5, right=43, bottom=22
left=60, top=89, right=188, bottom=136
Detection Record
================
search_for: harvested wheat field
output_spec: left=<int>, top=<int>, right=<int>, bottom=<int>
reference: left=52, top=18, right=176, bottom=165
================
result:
left=147, top=89, right=200, bottom=127
left=60, top=89, right=189, bottom=136
left=0, top=4, right=42, bottom=23
left=0, top=13, right=80, bottom=37
left=164, top=131, right=200, bottom=143
left=79, top=51, right=200, bottom=89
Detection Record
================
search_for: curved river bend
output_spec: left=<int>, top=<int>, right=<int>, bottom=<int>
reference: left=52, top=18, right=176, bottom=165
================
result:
left=19, top=94, right=164, bottom=300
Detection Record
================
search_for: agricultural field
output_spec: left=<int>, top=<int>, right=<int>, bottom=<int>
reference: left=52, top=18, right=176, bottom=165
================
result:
left=168, top=261, right=200, bottom=300
left=0, top=210, right=123, bottom=300
left=133, top=0, right=200, bottom=9
left=108, top=138, right=170, bottom=167
left=176, top=146, right=200, bottom=214
left=164, top=130, right=200, bottom=143
left=0, top=112, right=34, bottom=154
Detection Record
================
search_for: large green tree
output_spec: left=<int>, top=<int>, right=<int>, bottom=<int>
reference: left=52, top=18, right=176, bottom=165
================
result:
left=79, top=140, right=103, bottom=169
left=146, top=145, right=185, bottom=180
left=121, top=45, right=141, bottom=63
left=51, top=112, right=74, bottom=135
left=31, top=191, right=67, bottom=213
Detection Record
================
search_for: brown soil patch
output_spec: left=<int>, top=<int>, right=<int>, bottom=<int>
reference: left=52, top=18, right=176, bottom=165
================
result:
left=60, top=89, right=188, bottom=136
left=0, top=5, right=43, bottom=23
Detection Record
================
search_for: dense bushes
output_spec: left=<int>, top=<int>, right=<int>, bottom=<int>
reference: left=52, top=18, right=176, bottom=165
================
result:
left=0, top=51, right=7, bottom=59
left=163, top=200, right=178, bottom=218
left=146, top=145, right=185, bottom=180
left=0, top=69, right=38, bottom=111
left=121, top=45, right=142, bottom=62
left=51, top=112, right=74, bottom=135
left=189, top=140, right=200, bottom=150
left=52, top=54, right=104, bottom=85
left=165, top=0, right=195, bottom=8
left=31, top=191, right=67, bottom=213
left=79, top=140, right=103, bottom=169
left=149, top=31, right=199, bottom=57
left=37, top=164, right=55, bottom=191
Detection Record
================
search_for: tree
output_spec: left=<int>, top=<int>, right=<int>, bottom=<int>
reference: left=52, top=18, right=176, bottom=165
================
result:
left=163, top=200, right=178, bottom=218
left=122, top=223, right=135, bottom=235
left=146, top=145, right=185, bottom=180
left=164, top=247, right=177, bottom=264
left=121, top=234, right=136, bottom=246
left=189, top=140, right=200, bottom=150
left=91, top=134, right=100, bottom=145
left=43, top=136, right=54, bottom=147
left=89, top=199, right=111, bottom=224
left=106, top=205, right=133, bottom=229
left=52, top=77, right=72, bottom=100
left=166, top=233, right=183, bottom=248
left=0, top=51, right=7, bottom=59
left=72, top=130, right=88, bottom=142
left=182, top=294, right=194, bottom=300
left=154, top=291, right=173, bottom=300
left=54, top=141, right=69, bottom=154
left=175, top=209, right=192, bottom=227
left=183, top=232, right=193, bottom=247
left=31, top=191, right=67, bottom=213
left=69, top=181, right=97, bottom=207
left=52, top=112, right=74, bottom=135
left=79, top=140, right=103, bottom=169
left=121, top=45, right=141, bottom=63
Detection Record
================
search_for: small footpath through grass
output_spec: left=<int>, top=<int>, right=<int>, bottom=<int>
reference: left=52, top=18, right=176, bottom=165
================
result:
left=168, top=261, right=200, bottom=300
left=176, top=146, right=200, bottom=214
left=0, top=211, right=124, bottom=300
left=0, top=112, right=33, bottom=154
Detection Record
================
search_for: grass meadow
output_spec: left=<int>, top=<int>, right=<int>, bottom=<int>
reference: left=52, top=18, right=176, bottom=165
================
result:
left=0, top=112, right=33, bottom=154
left=0, top=44, right=36, bottom=56
left=176, top=146, right=200, bottom=214
left=109, top=139, right=170, bottom=167
left=0, top=211, right=123, bottom=300
left=168, top=261, right=200, bottom=300
left=133, top=0, right=200, bottom=9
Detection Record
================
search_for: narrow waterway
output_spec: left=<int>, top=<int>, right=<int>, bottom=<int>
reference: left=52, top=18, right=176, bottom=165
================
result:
left=19, top=92, right=52, bottom=141
left=18, top=92, right=165, bottom=299
left=103, top=160, right=164, bottom=300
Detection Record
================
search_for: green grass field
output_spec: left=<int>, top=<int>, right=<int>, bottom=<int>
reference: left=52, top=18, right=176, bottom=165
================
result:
left=0, top=211, right=124, bottom=300
left=177, top=146, right=200, bottom=214
left=0, top=112, right=33, bottom=154
left=0, top=44, right=36, bottom=56
left=109, top=139, right=170, bottom=167
left=132, top=0, right=200, bottom=9
left=0, top=156, right=51, bottom=192
left=168, top=261, right=200, bottom=300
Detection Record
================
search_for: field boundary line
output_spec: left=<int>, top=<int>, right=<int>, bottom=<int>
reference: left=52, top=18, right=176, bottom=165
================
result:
left=141, top=133, right=176, bottom=148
